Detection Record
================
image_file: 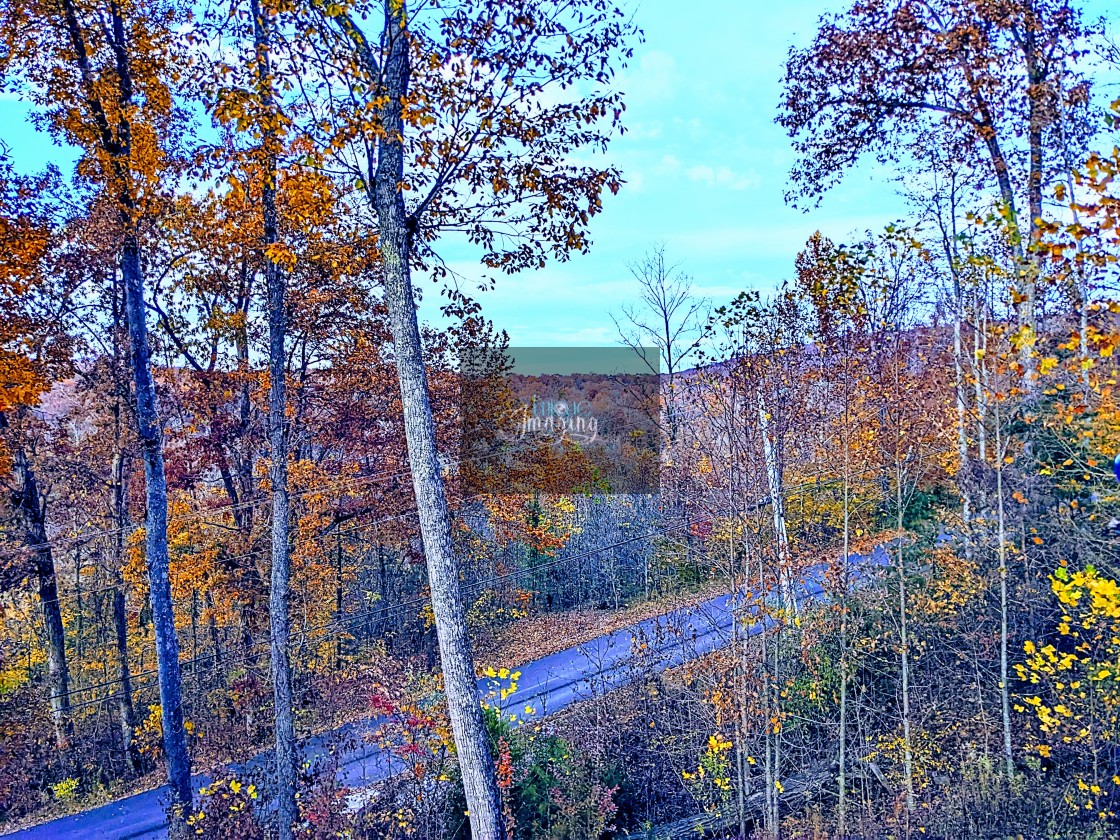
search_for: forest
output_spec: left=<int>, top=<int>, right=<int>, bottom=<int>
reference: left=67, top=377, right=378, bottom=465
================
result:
left=2, top=0, right=1120, bottom=838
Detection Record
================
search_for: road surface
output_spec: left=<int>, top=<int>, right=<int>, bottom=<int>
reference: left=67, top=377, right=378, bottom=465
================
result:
left=4, top=545, right=892, bottom=840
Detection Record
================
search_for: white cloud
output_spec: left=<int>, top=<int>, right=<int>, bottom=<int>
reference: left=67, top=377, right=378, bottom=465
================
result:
left=625, top=170, right=646, bottom=192
left=510, top=324, right=620, bottom=346
left=667, top=215, right=899, bottom=258
left=670, top=116, right=707, bottom=140
left=658, top=154, right=681, bottom=172
left=617, top=50, right=678, bottom=106
left=639, top=155, right=757, bottom=193
left=685, top=164, right=759, bottom=192
left=624, top=122, right=665, bottom=141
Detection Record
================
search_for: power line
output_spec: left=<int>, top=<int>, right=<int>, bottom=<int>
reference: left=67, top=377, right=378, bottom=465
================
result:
left=38, top=435, right=620, bottom=610
left=2, top=468, right=395, bottom=561
left=1, top=432, right=573, bottom=564
left=40, top=502, right=424, bottom=609
left=44, top=457, right=938, bottom=698
left=34, top=443, right=957, bottom=712
left=1, top=435, right=552, bottom=561
left=58, top=511, right=706, bottom=708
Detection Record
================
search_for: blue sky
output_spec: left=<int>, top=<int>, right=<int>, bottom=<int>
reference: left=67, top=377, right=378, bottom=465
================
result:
left=446, top=0, right=911, bottom=345
left=3, top=0, right=1114, bottom=346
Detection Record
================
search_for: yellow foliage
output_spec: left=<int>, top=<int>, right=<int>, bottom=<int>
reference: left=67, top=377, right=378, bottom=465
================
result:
left=910, top=547, right=984, bottom=621
left=683, top=731, right=735, bottom=806
left=1017, top=565, right=1120, bottom=817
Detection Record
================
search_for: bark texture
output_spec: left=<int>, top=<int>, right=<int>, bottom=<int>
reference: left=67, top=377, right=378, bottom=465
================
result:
left=251, top=0, right=298, bottom=830
left=110, top=445, right=140, bottom=774
left=58, top=0, right=192, bottom=813
left=7, top=438, right=73, bottom=754
left=122, top=240, right=193, bottom=815
left=371, top=3, right=505, bottom=837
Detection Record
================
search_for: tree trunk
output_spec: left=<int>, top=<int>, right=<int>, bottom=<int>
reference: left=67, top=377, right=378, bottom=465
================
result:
left=370, top=3, right=505, bottom=837
left=1025, top=30, right=1045, bottom=347
left=976, top=109, right=1037, bottom=390
left=251, top=0, right=298, bottom=832
left=109, top=253, right=141, bottom=776
left=204, top=592, right=226, bottom=685
left=57, top=0, right=192, bottom=815
left=7, top=437, right=73, bottom=755
left=758, top=534, right=775, bottom=837
left=756, top=391, right=795, bottom=614
left=227, top=259, right=266, bottom=648
left=728, top=464, right=746, bottom=840
left=838, top=376, right=852, bottom=838
left=977, top=127, right=1022, bottom=262
left=121, top=238, right=193, bottom=819
left=111, top=445, right=140, bottom=775
left=952, top=272, right=973, bottom=561
left=112, top=584, right=139, bottom=770
left=994, top=400, right=1015, bottom=778
left=973, top=298, right=988, bottom=463
left=770, top=620, right=782, bottom=838
left=1056, top=97, right=1091, bottom=395
left=895, top=466, right=915, bottom=819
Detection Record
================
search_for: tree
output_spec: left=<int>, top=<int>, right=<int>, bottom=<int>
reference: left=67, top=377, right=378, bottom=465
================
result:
left=298, top=1, right=635, bottom=835
left=612, top=244, right=707, bottom=592
left=0, top=0, right=195, bottom=819
left=1017, top=565, right=1120, bottom=821
left=612, top=244, right=708, bottom=443
left=794, top=230, right=866, bottom=835
left=0, top=163, right=76, bottom=756
left=359, top=6, right=505, bottom=833
left=780, top=0, right=1095, bottom=385
left=242, top=0, right=297, bottom=829
left=3, top=422, right=74, bottom=756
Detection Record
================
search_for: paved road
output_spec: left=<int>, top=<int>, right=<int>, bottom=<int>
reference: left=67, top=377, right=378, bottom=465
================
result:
left=5, top=546, right=892, bottom=840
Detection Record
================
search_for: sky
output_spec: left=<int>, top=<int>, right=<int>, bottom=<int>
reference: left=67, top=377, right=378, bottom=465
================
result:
left=1, top=0, right=1114, bottom=347
left=439, top=0, right=911, bottom=346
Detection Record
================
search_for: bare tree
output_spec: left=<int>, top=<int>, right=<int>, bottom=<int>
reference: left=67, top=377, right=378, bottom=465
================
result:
left=612, top=244, right=708, bottom=443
